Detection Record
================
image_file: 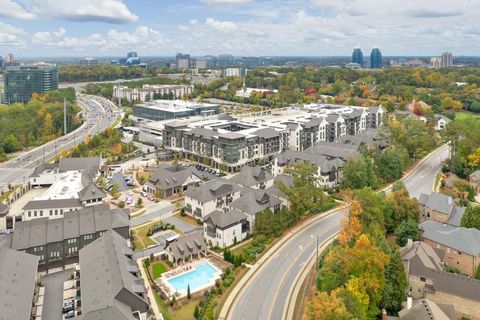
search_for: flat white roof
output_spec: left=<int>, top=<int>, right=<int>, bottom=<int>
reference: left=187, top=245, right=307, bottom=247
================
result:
left=135, top=100, right=218, bottom=113
left=34, top=171, right=84, bottom=201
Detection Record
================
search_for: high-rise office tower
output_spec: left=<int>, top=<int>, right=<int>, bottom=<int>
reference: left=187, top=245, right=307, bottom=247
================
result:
left=352, top=48, right=364, bottom=67
left=370, top=48, right=383, bottom=69
left=127, top=51, right=138, bottom=58
left=3, top=64, right=58, bottom=104
left=176, top=53, right=191, bottom=69
left=217, top=54, right=234, bottom=67
left=440, top=52, right=453, bottom=68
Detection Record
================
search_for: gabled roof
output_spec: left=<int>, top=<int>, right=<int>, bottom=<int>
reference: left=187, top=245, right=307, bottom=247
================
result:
left=367, top=106, right=384, bottom=113
left=419, top=192, right=454, bottom=215
left=22, top=198, right=83, bottom=210
left=231, top=188, right=282, bottom=216
left=230, top=166, right=273, bottom=188
left=419, top=220, right=480, bottom=256
left=58, top=157, right=101, bottom=173
left=470, top=170, right=480, bottom=180
left=398, top=299, right=455, bottom=320
left=218, top=114, right=237, bottom=121
left=204, top=209, right=248, bottom=230
left=78, top=230, right=148, bottom=320
left=0, top=239, right=39, bottom=320
left=185, top=179, right=241, bottom=202
left=78, top=183, right=107, bottom=201
left=148, top=165, right=202, bottom=190
left=165, top=233, right=207, bottom=261
left=253, top=128, right=280, bottom=139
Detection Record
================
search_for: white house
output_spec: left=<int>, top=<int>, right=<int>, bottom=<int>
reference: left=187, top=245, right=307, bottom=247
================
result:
left=203, top=209, right=249, bottom=248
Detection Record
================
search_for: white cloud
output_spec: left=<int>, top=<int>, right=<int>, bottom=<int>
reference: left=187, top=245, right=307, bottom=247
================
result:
left=205, top=18, right=237, bottom=31
left=0, top=0, right=34, bottom=19
left=0, top=22, right=27, bottom=46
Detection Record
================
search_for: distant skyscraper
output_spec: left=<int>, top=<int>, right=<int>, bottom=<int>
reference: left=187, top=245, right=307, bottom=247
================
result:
left=431, top=57, right=441, bottom=69
left=440, top=52, right=453, bottom=68
left=127, top=51, right=138, bottom=58
left=176, top=53, right=191, bottom=69
left=79, top=57, right=99, bottom=67
left=5, top=54, right=14, bottom=64
left=217, top=54, right=234, bottom=67
left=370, top=48, right=383, bottom=69
left=242, top=56, right=259, bottom=68
left=194, top=57, right=208, bottom=69
left=352, top=48, right=364, bottom=67
left=3, top=64, right=58, bottom=103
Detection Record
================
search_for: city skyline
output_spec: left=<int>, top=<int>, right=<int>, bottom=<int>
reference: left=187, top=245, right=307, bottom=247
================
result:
left=0, top=0, right=479, bottom=57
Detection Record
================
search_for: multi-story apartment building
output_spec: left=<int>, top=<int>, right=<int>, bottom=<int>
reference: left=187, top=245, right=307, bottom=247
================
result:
left=132, top=99, right=219, bottom=122
left=3, top=64, right=58, bottom=103
left=10, top=205, right=129, bottom=271
left=159, top=104, right=384, bottom=173
left=176, top=53, right=191, bottom=69
left=113, top=84, right=194, bottom=102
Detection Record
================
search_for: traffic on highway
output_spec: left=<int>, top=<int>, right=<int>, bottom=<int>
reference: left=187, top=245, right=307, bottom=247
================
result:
left=0, top=94, right=121, bottom=170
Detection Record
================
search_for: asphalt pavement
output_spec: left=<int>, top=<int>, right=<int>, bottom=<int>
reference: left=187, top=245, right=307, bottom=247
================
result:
left=226, top=145, right=451, bottom=320
left=130, top=202, right=175, bottom=227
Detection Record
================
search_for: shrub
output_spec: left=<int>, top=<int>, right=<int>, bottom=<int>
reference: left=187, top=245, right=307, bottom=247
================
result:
left=118, top=201, right=125, bottom=208
left=144, top=257, right=151, bottom=268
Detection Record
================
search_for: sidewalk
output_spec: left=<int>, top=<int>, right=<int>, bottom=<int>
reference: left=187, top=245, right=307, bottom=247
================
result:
left=137, top=257, right=164, bottom=320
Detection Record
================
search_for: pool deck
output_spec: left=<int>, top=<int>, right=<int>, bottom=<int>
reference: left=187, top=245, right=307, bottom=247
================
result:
left=156, top=259, right=222, bottom=298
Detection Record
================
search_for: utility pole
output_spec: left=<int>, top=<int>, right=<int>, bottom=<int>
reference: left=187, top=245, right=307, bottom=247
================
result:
left=63, top=97, right=67, bottom=135
left=316, top=234, right=319, bottom=267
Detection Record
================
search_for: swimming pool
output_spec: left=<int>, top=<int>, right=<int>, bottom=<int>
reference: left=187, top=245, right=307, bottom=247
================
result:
left=166, top=262, right=220, bottom=294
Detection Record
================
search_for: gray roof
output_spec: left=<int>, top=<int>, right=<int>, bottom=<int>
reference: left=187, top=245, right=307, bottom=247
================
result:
left=275, top=174, right=294, bottom=188
left=217, top=114, right=237, bottom=121
left=367, top=106, right=384, bottom=113
left=185, top=179, right=241, bottom=202
left=230, top=166, right=273, bottom=188
left=22, top=198, right=83, bottom=210
left=305, top=142, right=359, bottom=160
left=445, top=206, right=465, bottom=227
left=78, top=183, right=107, bottom=201
left=325, top=114, right=343, bottom=123
left=231, top=188, right=282, bottom=216
left=0, top=239, right=39, bottom=320
left=184, top=127, right=217, bottom=140
left=470, top=170, right=480, bottom=180
left=398, top=299, right=455, bottom=320
left=165, top=232, right=207, bottom=261
left=0, top=202, right=9, bottom=216
left=420, top=192, right=454, bottom=215
left=435, top=114, right=451, bottom=123
left=12, top=205, right=129, bottom=250
left=204, top=209, right=248, bottom=230
left=276, top=150, right=345, bottom=174
left=253, top=128, right=280, bottom=139
left=404, top=241, right=480, bottom=302
left=148, top=165, right=202, bottom=190
left=58, top=157, right=101, bottom=173
left=30, top=162, right=59, bottom=178
left=218, top=132, right=245, bottom=140
left=419, top=220, right=480, bottom=256
left=78, top=230, right=148, bottom=320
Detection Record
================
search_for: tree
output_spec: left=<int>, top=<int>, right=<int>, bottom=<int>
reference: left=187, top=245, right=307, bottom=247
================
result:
left=382, top=251, right=408, bottom=313
left=187, top=284, right=191, bottom=299
left=306, top=290, right=354, bottom=320
left=384, top=188, right=419, bottom=232
left=194, top=304, right=200, bottom=319
left=111, top=182, right=120, bottom=198
left=476, top=264, right=480, bottom=280
left=341, top=156, right=379, bottom=189
left=136, top=197, right=143, bottom=207
left=43, top=112, right=53, bottom=137
left=2, top=135, right=21, bottom=153
left=395, top=219, right=419, bottom=246
left=339, top=191, right=363, bottom=245
left=375, top=147, right=409, bottom=182
left=171, top=295, right=177, bottom=307
left=461, top=206, right=480, bottom=230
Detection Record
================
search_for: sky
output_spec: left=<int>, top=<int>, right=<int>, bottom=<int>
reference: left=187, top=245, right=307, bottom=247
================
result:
left=0, top=0, right=480, bottom=57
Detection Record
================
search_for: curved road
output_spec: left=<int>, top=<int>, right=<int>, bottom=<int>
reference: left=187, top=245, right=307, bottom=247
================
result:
left=226, top=144, right=451, bottom=320
left=0, top=94, right=120, bottom=170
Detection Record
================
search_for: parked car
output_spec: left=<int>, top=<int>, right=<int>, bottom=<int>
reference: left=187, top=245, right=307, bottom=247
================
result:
left=141, top=191, right=147, bottom=197
left=63, top=300, right=74, bottom=308
left=64, top=310, right=75, bottom=319
left=63, top=305, right=74, bottom=313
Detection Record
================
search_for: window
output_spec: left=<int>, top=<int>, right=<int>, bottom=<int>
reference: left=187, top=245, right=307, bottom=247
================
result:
left=55, top=209, right=58, bottom=215
left=233, top=229, right=236, bottom=236
left=39, top=255, right=44, bottom=261
left=83, top=234, right=93, bottom=240
left=49, top=251, right=60, bottom=258
left=420, top=277, right=426, bottom=282
left=50, top=210, right=53, bottom=216
left=40, top=210, right=43, bottom=217
left=34, top=211, right=37, bottom=217
left=67, top=238, right=77, bottom=244
left=28, top=212, right=31, bottom=217
left=458, top=251, right=462, bottom=255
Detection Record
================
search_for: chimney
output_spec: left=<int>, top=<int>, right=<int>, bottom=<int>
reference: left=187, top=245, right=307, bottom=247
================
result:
left=407, top=238, right=413, bottom=249
left=381, top=309, right=387, bottom=320
left=407, top=291, right=413, bottom=310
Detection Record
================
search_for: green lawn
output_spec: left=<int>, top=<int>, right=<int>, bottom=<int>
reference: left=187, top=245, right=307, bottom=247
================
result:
left=152, top=262, right=167, bottom=279
left=455, top=112, right=480, bottom=121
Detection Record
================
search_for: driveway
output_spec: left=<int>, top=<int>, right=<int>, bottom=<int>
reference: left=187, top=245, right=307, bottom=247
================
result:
left=163, top=216, right=199, bottom=233
left=110, top=172, right=130, bottom=192
left=40, top=269, right=74, bottom=320
left=130, top=201, right=175, bottom=227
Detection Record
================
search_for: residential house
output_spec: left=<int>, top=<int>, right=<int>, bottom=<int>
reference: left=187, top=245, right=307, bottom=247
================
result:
left=434, top=115, right=451, bottom=131
left=164, top=233, right=207, bottom=266
left=469, top=170, right=480, bottom=193
left=266, top=174, right=293, bottom=210
left=144, top=164, right=203, bottom=199
left=203, top=209, right=249, bottom=248
left=397, top=299, right=456, bottom=320
left=230, top=188, right=282, bottom=231
left=418, top=192, right=465, bottom=226
left=367, top=106, right=386, bottom=128
left=419, top=220, right=480, bottom=277
left=184, top=179, right=242, bottom=219
left=229, top=165, right=274, bottom=190
left=401, top=240, right=480, bottom=318
left=10, top=204, right=129, bottom=271
left=76, top=230, right=150, bottom=320
left=0, top=238, right=39, bottom=320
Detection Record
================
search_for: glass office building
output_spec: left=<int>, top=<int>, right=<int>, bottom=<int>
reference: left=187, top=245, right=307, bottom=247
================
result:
left=370, top=48, right=383, bottom=69
left=352, top=48, right=364, bottom=67
left=3, top=65, right=58, bottom=103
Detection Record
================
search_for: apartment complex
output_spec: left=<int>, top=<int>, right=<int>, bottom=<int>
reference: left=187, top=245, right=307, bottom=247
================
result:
left=77, top=230, right=150, bottom=319
left=160, top=104, right=384, bottom=173
left=113, top=84, right=194, bottom=102
left=9, top=205, right=129, bottom=271
left=3, top=64, right=58, bottom=103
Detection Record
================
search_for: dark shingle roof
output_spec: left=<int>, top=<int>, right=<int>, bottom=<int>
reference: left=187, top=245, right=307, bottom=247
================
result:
left=58, top=157, right=101, bottom=173
left=185, top=179, right=241, bottom=202
left=230, top=188, right=282, bottom=216
left=229, top=166, right=273, bottom=188
left=78, top=183, right=107, bottom=202
left=165, top=233, right=207, bottom=261
left=398, top=299, right=455, bottom=320
left=204, top=209, right=248, bottom=230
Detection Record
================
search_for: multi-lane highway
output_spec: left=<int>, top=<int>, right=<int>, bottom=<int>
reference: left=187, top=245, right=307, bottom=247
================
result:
left=224, top=144, right=451, bottom=320
left=0, top=95, right=120, bottom=170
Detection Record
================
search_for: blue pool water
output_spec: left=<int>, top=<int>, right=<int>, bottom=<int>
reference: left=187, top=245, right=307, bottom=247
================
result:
left=167, top=262, right=219, bottom=293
